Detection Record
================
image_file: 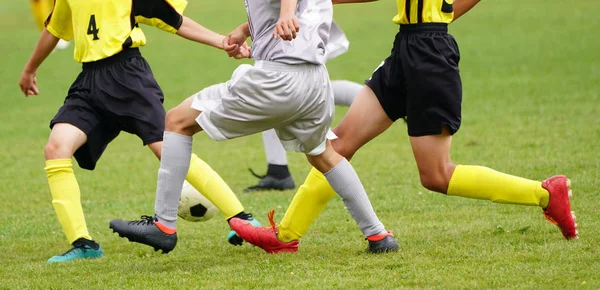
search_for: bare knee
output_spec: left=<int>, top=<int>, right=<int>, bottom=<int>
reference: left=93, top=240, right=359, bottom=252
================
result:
left=44, top=139, right=75, bottom=160
left=331, top=129, right=357, bottom=160
left=165, top=107, right=199, bottom=136
left=306, top=141, right=343, bottom=173
left=418, top=165, right=455, bottom=194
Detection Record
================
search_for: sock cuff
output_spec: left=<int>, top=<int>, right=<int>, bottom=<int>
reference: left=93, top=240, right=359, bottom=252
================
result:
left=164, top=131, right=193, bottom=144
left=267, top=164, right=291, bottom=179
left=309, top=166, right=327, bottom=181
left=447, top=164, right=469, bottom=196
left=45, top=159, right=73, bottom=171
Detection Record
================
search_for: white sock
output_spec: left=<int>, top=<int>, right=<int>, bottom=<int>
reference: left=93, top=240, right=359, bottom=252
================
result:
left=154, top=132, right=192, bottom=229
left=324, top=158, right=387, bottom=237
left=262, top=129, right=288, bottom=166
left=332, top=80, right=362, bottom=107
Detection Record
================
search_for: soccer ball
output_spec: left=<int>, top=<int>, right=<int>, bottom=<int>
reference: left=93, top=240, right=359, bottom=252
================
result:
left=178, top=181, right=218, bottom=222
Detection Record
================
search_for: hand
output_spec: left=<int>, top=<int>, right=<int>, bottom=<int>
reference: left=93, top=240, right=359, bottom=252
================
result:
left=235, top=42, right=251, bottom=59
left=273, top=13, right=299, bottom=41
left=223, top=26, right=252, bottom=59
left=19, top=70, right=39, bottom=97
left=222, top=35, right=241, bottom=57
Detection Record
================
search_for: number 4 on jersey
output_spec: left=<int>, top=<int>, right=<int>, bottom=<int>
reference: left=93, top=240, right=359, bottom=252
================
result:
left=87, top=15, right=100, bottom=40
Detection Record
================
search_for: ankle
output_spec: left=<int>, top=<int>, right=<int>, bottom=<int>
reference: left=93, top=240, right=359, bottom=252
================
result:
left=73, top=238, right=100, bottom=250
left=154, top=216, right=177, bottom=234
left=366, top=231, right=393, bottom=242
left=267, top=164, right=291, bottom=179
left=228, top=211, right=253, bottom=222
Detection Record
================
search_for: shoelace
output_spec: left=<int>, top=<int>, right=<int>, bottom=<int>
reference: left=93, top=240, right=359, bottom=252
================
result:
left=60, top=242, right=89, bottom=256
left=248, top=168, right=266, bottom=179
left=267, top=209, right=277, bottom=233
left=128, top=215, right=155, bottom=225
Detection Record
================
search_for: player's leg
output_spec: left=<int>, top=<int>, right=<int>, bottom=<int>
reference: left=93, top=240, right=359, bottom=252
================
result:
left=145, top=113, right=257, bottom=246
left=44, top=71, right=108, bottom=263
left=244, top=129, right=295, bottom=192
left=403, top=29, right=577, bottom=240
left=305, top=141, right=398, bottom=253
left=277, top=85, right=393, bottom=243
left=409, top=130, right=577, bottom=239
left=110, top=63, right=260, bottom=251
left=331, top=80, right=362, bottom=107
left=229, top=64, right=397, bottom=253
left=45, top=123, right=105, bottom=263
left=110, top=96, right=202, bottom=252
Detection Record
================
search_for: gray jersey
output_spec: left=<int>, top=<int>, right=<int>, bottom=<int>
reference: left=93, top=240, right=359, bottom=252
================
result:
left=326, top=21, right=349, bottom=60
left=246, top=0, right=333, bottom=65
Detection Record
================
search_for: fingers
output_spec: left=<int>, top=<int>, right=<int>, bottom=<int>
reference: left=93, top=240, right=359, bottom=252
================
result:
left=27, top=89, right=38, bottom=96
left=273, top=17, right=300, bottom=41
left=225, top=44, right=242, bottom=58
left=222, top=36, right=236, bottom=51
left=235, top=46, right=251, bottom=59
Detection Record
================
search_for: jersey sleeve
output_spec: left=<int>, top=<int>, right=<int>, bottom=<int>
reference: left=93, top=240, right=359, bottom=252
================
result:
left=133, top=0, right=188, bottom=33
left=44, top=0, right=73, bottom=41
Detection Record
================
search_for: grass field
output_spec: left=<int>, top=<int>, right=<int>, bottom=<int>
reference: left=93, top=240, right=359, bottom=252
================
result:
left=1, top=0, right=599, bottom=289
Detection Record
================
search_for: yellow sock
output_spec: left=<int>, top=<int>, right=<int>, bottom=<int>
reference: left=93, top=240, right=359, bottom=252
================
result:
left=30, top=0, right=52, bottom=31
left=447, top=165, right=549, bottom=208
left=45, top=159, right=92, bottom=244
left=186, top=154, right=244, bottom=219
left=277, top=167, right=336, bottom=242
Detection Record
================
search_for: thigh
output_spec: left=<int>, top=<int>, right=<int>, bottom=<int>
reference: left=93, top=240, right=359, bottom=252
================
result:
left=51, top=72, right=120, bottom=170
left=403, top=33, right=462, bottom=137
left=73, top=123, right=120, bottom=170
left=276, top=65, right=334, bottom=155
left=191, top=81, right=275, bottom=142
left=365, top=33, right=408, bottom=122
left=167, top=96, right=203, bottom=135
left=97, top=56, right=166, bottom=145
left=192, top=64, right=298, bottom=142
left=51, top=72, right=100, bottom=135
left=46, top=123, right=88, bottom=159
left=331, top=86, right=393, bottom=160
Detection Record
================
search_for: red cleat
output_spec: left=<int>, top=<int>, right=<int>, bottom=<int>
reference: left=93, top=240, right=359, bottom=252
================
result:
left=229, top=209, right=299, bottom=253
left=542, top=175, right=578, bottom=240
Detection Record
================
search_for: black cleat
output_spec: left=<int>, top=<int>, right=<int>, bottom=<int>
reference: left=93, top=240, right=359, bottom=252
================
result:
left=109, top=215, right=177, bottom=254
left=367, top=231, right=399, bottom=254
left=244, top=169, right=295, bottom=192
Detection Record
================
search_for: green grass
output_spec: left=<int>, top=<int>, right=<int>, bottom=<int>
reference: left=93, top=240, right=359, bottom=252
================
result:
left=1, top=0, right=599, bottom=289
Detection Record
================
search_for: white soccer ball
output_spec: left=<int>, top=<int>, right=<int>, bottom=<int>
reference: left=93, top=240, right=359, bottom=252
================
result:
left=178, top=181, right=218, bottom=222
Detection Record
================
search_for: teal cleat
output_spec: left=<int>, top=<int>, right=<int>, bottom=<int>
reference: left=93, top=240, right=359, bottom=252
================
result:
left=47, top=239, right=104, bottom=263
left=228, top=216, right=261, bottom=246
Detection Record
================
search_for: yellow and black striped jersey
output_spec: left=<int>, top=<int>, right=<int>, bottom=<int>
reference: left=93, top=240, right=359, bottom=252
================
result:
left=45, top=0, right=187, bottom=63
left=393, top=0, right=454, bottom=25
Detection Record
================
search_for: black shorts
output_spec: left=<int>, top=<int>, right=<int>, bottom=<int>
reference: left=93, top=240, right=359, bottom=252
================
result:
left=50, top=48, right=165, bottom=170
left=365, top=23, right=462, bottom=136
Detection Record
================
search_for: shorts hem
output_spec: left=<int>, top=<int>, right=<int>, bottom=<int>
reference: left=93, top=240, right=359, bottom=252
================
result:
left=196, top=112, right=228, bottom=141
left=365, top=81, right=402, bottom=122
left=50, top=119, right=93, bottom=136
left=280, top=130, right=337, bottom=155
left=408, top=124, right=459, bottom=137
left=142, top=136, right=163, bottom=146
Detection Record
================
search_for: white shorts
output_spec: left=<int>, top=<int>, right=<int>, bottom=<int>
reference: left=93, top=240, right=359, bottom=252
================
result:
left=191, top=61, right=336, bottom=155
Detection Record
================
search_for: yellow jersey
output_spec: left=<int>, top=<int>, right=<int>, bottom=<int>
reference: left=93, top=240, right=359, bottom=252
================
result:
left=45, top=0, right=187, bottom=63
left=393, top=0, right=454, bottom=24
